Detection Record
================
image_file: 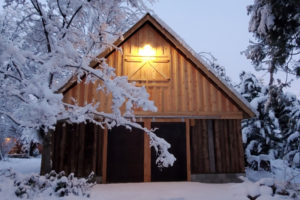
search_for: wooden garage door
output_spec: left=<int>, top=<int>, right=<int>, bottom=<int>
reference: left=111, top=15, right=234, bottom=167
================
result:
left=107, top=125, right=144, bottom=183
left=151, top=122, right=187, bottom=181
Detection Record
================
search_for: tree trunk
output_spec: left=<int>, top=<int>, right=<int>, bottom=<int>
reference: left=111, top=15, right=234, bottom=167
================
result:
left=40, top=130, right=53, bottom=175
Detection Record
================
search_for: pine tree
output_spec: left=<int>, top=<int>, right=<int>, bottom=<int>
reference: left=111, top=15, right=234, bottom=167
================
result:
left=238, top=72, right=300, bottom=169
left=246, top=0, right=300, bottom=85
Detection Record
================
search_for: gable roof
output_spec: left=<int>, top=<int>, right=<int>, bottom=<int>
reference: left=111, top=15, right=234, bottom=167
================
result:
left=58, top=13, right=256, bottom=118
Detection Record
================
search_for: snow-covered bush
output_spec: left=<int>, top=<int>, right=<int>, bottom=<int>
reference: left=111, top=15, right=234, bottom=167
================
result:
left=242, top=177, right=300, bottom=200
left=0, top=169, right=94, bottom=199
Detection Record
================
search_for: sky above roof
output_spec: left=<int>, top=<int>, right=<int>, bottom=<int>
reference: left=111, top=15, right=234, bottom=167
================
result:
left=151, top=0, right=300, bottom=97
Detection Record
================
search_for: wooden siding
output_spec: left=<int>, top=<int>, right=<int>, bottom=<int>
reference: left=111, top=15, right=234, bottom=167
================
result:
left=63, top=23, right=243, bottom=119
left=52, top=122, right=103, bottom=177
left=190, top=119, right=245, bottom=173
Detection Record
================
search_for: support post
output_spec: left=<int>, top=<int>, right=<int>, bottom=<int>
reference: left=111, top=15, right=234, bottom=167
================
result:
left=144, top=119, right=151, bottom=182
left=101, top=128, right=108, bottom=183
left=185, top=119, right=191, bottom=181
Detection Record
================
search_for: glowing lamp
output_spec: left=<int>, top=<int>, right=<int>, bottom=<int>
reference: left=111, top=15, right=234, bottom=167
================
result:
left=138, top=44, right=156, bottom=58
left=4, top=137, right=11, bottom=143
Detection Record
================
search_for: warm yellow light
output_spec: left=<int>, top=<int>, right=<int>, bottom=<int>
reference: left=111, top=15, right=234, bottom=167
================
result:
left=138, top=44, right=156, bottom=57
left=4, top=137, right=11, bottom=143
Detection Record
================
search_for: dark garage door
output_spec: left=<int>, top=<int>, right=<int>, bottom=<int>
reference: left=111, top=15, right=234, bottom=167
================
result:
left=151, top=122, right=187, bottom=181
left=107, top=125, right=144, bottom=183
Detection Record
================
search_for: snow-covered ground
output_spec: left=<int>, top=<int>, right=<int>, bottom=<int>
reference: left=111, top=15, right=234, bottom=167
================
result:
left=0, top=157, right=299, bottom=200
left=0, top=157, right=41, bottom=175
left=90, top=182, right=250, bottom=200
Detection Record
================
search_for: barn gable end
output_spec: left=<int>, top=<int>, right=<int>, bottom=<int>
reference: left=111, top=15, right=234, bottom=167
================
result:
left=61, top=16, right=254, bottom=119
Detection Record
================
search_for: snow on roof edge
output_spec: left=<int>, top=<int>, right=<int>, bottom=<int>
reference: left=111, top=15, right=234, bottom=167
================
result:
left=148, top=12, right=257, bottom=117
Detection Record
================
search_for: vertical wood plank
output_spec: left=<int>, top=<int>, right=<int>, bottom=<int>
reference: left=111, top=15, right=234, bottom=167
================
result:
left=59, top=124, right=67, bottom=172
left=224, top=120, right=231, bottom=172
left=219, top=120, right=226, bottom=172
left=102, top=128, right=108, bottom=183
left=52, top=123, right=61, bottom=172
left=236, top=119, right=245, bottom=172
left=228, top=120, right=235, bottom=172
left=173, top=48, right=179, bottom=112
left=177, top=54, right=182, bottom=111
left=181, top=56, right=187, bottom=111
left=70, top=124, right=78, bottom=175
left=190, top=120, right=199, bottom=173
left=92, top=124, right=98, bottom=174
left=202, top=77, right=209, bottom=112
left=201, top=120, right=209, bottom=172
left=216, top=90, right=222, bottom=112
left=207, top=120, right=216, bottom=173
left=187, top=63, right=194, bottom=111
left=233, top=120, right=240, bottom=172
left=232, top=120, right=239, bottom=173
left=185, top=119, right=191, bottom=181
left=96, top=128, right=103, bottom=176
left=78, top=124, right=85, bottom=176
left=214, top=120, right=222, bottom=172
left=210, top=84, right=217, bottom=112
left=144, top=119, right=151, bottom=182
left=195, top=72, right=201, bottom=112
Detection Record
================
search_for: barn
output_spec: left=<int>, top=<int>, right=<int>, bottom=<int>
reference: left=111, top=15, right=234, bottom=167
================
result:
left=47, top=13, right=255, bottom=183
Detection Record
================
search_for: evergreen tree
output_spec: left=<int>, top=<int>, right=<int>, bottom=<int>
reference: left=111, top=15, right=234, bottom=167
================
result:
left=245, top=0, right=300, bottom=86
left=238, top=72, right=300, bottom=169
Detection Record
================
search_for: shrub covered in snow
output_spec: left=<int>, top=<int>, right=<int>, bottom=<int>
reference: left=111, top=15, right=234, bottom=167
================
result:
left=0, top=169, right=94, bottom=199
left=242, top=177, right=300, bottom=200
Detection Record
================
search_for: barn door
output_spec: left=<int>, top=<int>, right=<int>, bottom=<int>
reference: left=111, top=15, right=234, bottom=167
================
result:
left=107, top=125, right=144, bottom=183
left=151, top=122, right=187, bottom=181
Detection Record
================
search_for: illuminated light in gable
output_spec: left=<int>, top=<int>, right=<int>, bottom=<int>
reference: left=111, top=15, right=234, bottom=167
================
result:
left=138, top=44, right=156, bottom=59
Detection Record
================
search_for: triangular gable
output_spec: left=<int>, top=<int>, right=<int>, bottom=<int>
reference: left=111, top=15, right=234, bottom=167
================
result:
left=58, top=13, right=256, bottom=119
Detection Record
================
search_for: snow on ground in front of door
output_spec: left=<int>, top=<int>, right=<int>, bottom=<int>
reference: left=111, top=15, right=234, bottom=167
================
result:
left=0, top=158, right=297, bottom=200
left=90, top=182, right=248, bottom=200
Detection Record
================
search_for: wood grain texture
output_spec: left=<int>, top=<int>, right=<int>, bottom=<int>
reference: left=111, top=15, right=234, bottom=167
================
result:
left=190, top=119, right=245, bottom=174
left=185, top=119, right=191, bottom=181
left=52, top=123, right=104, bottom=177
left=62, top=24, right=244, bottom=119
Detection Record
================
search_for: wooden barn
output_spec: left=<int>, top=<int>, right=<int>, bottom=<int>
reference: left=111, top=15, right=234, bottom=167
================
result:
left=48, top=13, right=255, bottom=183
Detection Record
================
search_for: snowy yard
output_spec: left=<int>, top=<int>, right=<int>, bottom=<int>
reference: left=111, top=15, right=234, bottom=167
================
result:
left=0, top=158, right=299, bottom=200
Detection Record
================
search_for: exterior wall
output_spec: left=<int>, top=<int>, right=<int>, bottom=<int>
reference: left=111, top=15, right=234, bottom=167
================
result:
left=63, top=23, right=244, bottom=119
left=52, top=118, right=245, bottom=183
left=52, top=122, right=103, bottom=178
left=190, top=119, right=245, bottom=174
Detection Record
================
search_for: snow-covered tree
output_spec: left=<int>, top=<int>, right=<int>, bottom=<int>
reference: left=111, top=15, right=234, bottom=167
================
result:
left=237, top=72, right=300, bottom=170
left=0, top=0, right=175, bottom=172
left=245, top=0, right=300, bottom=86
left=198, top=52, right=232, bottom=85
